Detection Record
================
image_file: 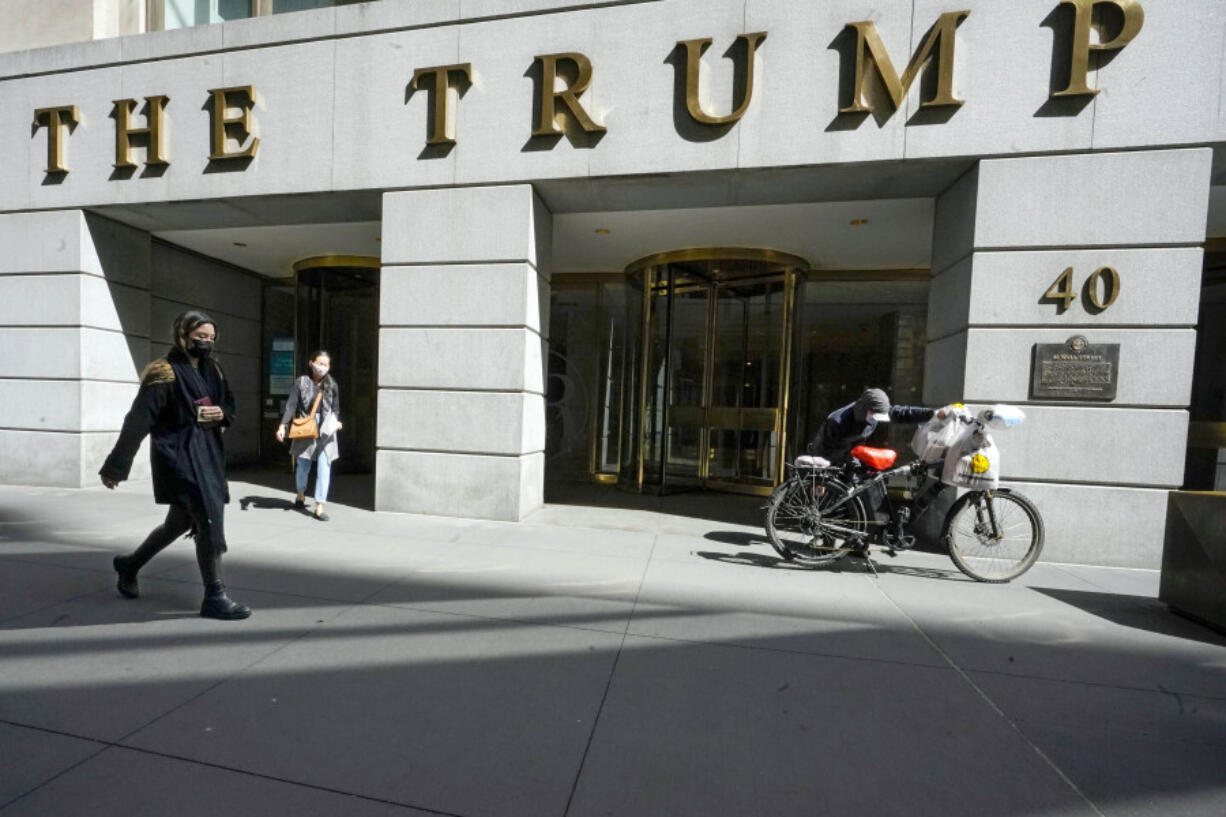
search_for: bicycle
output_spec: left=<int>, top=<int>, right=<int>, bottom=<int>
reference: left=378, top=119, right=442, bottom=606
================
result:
left=764, top=410, right=1045, bottom=583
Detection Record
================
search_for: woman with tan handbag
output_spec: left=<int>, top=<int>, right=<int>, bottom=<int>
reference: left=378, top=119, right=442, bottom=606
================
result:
left=275, top=350, right=342, bottom=521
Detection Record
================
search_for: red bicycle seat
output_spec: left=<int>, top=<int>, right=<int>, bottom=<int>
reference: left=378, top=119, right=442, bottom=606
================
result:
left=850, top=446, right=897, bottom=470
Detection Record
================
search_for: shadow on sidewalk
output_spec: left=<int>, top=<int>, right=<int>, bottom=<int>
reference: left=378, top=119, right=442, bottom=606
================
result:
left=544, top=479, right=765, bottom=527
left=229, top=463, right=374, bottom=511
left=3, top=543, right=1225, bottom=817
left=237, top=496, right=299, bottom=512
left=703, top=530, right=771, bottom=548
left=695, top=549, right=965, bottom=581
left=4, top=493, right=1226, bottom=817
left=1034, top=587, right=1226, bottom=648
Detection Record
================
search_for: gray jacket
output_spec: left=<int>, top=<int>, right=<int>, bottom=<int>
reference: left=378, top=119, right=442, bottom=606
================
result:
left=280, top=375, right=340, bottom=461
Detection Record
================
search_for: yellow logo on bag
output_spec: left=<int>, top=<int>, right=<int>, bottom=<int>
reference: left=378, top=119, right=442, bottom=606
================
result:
left=971, top=453, right=990, bottom=474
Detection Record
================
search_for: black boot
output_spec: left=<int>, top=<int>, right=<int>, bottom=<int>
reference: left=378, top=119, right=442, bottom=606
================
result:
left=113, top=555, right=140, bottom=599
left=200, top=581, right=252, bottom=620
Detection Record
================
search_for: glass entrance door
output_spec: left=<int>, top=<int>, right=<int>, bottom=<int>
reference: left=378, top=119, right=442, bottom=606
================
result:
left=293, top=256, right=380, bottom=475
left=661, top=277, right=709, bottom=486
left=623, top=251, right=804, bottom=495
left=706, top=277, right=786, bottom=487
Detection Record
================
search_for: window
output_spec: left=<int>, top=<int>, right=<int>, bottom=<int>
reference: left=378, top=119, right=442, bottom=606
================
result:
left=148, top=0, right=371, bottom=31
left=154, top=0, right=255, bottom=30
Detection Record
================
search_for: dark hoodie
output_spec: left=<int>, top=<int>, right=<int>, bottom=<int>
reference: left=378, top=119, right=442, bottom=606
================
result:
left=805, top=388, right=934, bottom=463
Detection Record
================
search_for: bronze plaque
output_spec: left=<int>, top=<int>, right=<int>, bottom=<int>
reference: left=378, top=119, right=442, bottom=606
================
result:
left=1031, top=335, right=1119, bottom=401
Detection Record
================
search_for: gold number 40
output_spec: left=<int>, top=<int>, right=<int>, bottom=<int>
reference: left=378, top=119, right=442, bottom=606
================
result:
left=1043, top=266, right=1120, bottom=313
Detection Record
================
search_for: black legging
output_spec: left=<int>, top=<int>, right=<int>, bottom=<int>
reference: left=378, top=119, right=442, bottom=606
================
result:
left=129, top=502, right=221, bottom=585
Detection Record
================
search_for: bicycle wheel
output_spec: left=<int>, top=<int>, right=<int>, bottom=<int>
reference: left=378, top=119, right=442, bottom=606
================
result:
left=764, top=480, right=806, bottom=561
left=765, top=478, right=867, bottom=567
left=943, top=488, right=1044, bottom=583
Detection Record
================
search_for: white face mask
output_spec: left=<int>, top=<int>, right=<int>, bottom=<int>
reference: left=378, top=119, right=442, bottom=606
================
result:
left=310, top=363, right=329, bottom=378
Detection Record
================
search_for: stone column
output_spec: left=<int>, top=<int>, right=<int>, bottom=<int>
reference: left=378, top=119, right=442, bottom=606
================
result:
left=0, top=210, right=151, bottom=487
left=925, top=148, right=1211, bottom=568
left=377, top=185, right=551, bottom=521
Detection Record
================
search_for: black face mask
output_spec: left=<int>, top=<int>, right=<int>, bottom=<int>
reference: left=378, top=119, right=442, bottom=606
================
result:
left=188, top=339, right=214, bottom=359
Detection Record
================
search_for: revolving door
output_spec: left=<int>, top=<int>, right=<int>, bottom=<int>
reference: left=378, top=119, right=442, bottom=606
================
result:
left=620, top=250, right=807, bottom=495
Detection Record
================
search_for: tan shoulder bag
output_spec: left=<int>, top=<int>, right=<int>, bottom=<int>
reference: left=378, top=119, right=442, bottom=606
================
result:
left=287, top=387, right=324, bottom=440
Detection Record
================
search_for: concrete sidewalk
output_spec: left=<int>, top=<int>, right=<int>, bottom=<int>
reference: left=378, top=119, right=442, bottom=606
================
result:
left=1, top=478, right=1224, bottom=817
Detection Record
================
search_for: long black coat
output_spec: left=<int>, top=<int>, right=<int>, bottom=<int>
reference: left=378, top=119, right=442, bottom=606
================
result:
left=100, top=351, right=236, bottom=507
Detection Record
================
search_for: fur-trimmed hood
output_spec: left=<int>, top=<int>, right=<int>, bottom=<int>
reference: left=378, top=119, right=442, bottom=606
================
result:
left=140, top=358, right=175, bottom=386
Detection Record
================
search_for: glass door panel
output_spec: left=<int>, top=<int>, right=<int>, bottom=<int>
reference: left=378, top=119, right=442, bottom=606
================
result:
left=640, top=273, right=670, bottom=488
left=793, top=278, right=929, bottom=461
left=619, top=270, right=646, bottom=489
left=705, top=278, right=784, bottom=487
left=664, top=278, right=710, bottom=485
left=594, top=281, right=627, bottom=477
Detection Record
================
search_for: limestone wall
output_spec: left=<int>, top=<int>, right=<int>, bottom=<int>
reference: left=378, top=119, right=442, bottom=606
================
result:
left=1, top=0, right=1222, bottom=211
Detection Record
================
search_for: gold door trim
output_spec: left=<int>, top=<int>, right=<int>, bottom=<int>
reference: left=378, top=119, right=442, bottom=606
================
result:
left=705, top=407, right=779, bottom=430
left=553, top=272, right=628, bottom=288
left=626, top=249, right=803, bottom=493
left=1188, top=422, right=1226, bottom=449
left=804, top=268, right=930, bottom=281
left=635, top=265, right=655, bottom=488
left=698, top=272, right=718, bottom=482
left=776, top=269, right=798, bottom=486
left=626, top=247, right=811, bottom=275
left=293, top=255, right=382, bottom=273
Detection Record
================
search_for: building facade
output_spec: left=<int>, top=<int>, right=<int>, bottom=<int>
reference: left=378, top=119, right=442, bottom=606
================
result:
left=1, top=0, right=1224, bottom=568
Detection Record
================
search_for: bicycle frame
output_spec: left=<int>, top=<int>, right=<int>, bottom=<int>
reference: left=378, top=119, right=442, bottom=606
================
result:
left=768, top=409, right=1043, bottom=580
left=790, top=457, right=953, bottom=546
left=814, top=460, right=921, bottom=516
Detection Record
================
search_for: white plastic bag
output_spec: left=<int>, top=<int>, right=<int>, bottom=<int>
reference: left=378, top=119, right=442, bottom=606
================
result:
left=911, top=405, right=970, bottom=463
left=320, top=412, right=340, bottom=437
left=941, top=426, right=1000, bottom=489
left=983, top=404, right=1025, bottom=430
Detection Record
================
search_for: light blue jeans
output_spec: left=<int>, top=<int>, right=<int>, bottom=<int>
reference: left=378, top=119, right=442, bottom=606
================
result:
left=295, top=450, right=331, bottom=503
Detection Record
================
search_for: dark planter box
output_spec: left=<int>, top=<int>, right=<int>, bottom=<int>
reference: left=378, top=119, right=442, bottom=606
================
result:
left=1160, top=492, right=1226, bottom=635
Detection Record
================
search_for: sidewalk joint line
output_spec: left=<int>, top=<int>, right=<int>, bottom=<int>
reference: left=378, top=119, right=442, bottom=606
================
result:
left=0, top=719, right=465, bottom=817
left=0, top=733, right=112, bottom=812
left=868, top=580, right=1109, bottom=817
left=0, top=585, right=116, bottom=627
left=562, top=533, right=659, bottom=817
left=112, top=745, right=472, bottom=817
left=602, top=628, right=952, bottom=671
left=952, top=664, right=1226, bottom=703
left=359, top=599, right=635, bottom=638
left=110, top=603, right=366, bottom=752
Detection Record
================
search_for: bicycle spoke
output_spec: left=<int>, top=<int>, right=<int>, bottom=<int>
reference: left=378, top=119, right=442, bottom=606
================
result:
left=945, top=491, right=1044, bottom=582
left=766, top=478, right=868, bottom=566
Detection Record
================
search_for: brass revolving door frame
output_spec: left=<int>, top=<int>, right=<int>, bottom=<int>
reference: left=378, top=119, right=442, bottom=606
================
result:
left=623, top=248, right=810, bottom=496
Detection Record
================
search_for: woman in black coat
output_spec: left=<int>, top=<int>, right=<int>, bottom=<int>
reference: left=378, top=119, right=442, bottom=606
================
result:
left=99, top=310, right=250, bottom=620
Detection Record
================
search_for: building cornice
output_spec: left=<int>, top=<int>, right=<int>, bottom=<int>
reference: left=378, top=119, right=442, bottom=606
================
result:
left=0, top=0, right=659, bottom=81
